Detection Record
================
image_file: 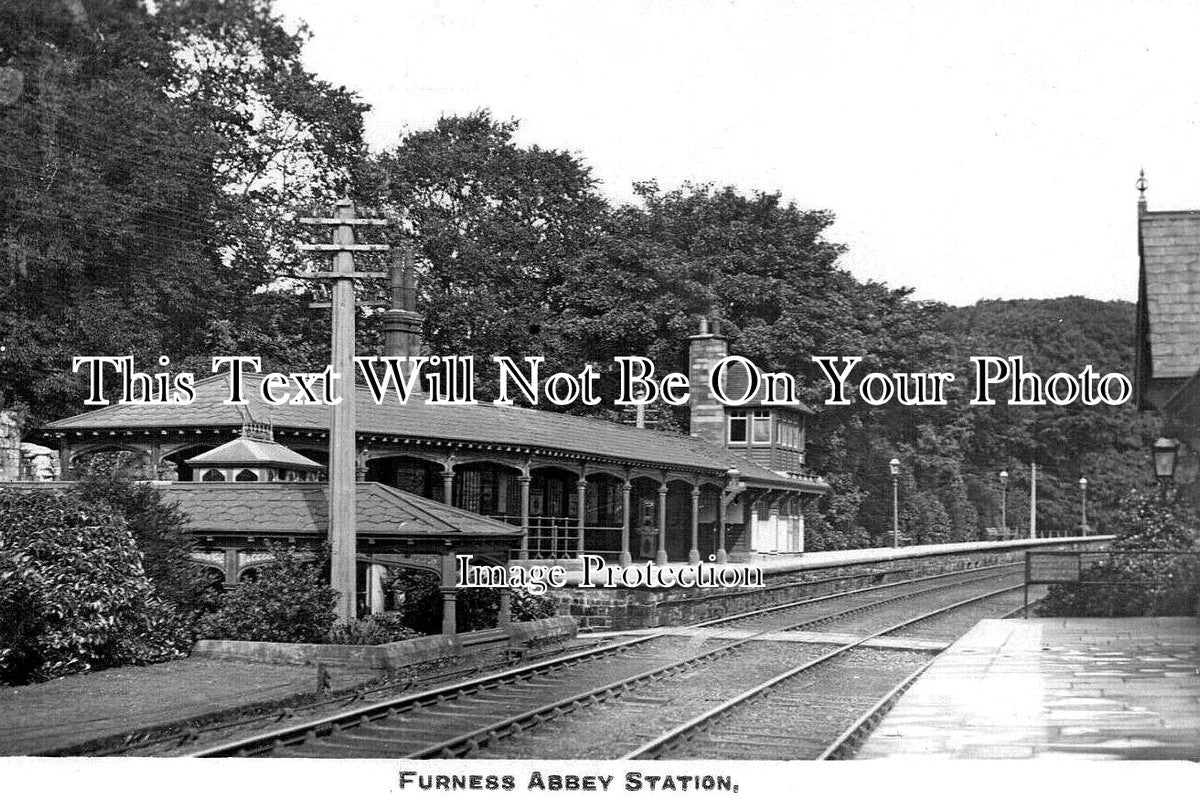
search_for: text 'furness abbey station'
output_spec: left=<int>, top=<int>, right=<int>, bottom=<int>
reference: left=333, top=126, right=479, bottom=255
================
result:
left=72, top=352, right=1134, bottom=409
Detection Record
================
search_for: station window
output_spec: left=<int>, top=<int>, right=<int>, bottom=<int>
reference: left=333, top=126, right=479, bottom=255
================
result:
left=731, top=410, right=773, bottom=444
left=724, top=412, right=772, bottom=443
left=728, top=410, right=748, bottom=443
left=751, top=411, right=772, bottom=444
left=778, top=418, right=797, bottom=449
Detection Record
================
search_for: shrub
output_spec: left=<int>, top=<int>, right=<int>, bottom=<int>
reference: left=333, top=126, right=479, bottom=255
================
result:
left=197, top=545, right=336, bottom=643
left=0, top=488, right=189, bottom=684
left=391, top=569, right=442, bottom=635
left=511, top=587, right=558, bottom=621
left=458, top=587, right=499, bottom=631
left=75, top=471, right=216, bottom=620
left=1038, top=490, right=1200, bottom=617
left=386, top=569, right=560, bottom=635
left=326, top=612, right=422, bottom=645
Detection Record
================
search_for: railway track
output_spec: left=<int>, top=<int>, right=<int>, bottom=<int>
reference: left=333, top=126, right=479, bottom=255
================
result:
left=621, top=585, right=1030, bottom=761
left=815, top=596, right=1035, bottom=761
left=185, top=564, right=1021, bottom=758
left=101, top=562, right=1008, bottom=756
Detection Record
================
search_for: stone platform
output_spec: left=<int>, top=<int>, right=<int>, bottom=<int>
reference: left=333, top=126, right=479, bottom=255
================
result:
left=0, top=658, right=376, bottom=756
left=857, top=616, right=1200, bottom=759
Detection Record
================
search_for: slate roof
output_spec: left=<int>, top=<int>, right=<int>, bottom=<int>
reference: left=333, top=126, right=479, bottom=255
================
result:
left=721, top=359, right=816, bottom=413
left=44, top=373, right=828, bottom=492
left=1139, top=210, right=1200, bottom=382
left=185, top=437, right=323, bottom=470
left=160, top=481, right=521, bottom=539
left=1165, top=370, right=1200, bottom=425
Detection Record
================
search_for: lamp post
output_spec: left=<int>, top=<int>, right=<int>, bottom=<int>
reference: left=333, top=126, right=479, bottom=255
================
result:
left=889, top=458, right=900, bottom=548
left=1152, top=437, right=1180, bottom=501
left=1078, top=477, right=1088, bottom=534
left=999, top=470, right=1009, bottom=536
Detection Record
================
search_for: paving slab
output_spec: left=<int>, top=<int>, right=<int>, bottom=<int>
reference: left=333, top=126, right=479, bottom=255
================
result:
left=0, top=658, right=376, bottom=755
left=857, top=616, right=1200, bottom=760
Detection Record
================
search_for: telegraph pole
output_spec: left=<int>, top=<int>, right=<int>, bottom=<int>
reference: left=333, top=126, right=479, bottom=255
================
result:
left=300, top=200, right=389, bottom=623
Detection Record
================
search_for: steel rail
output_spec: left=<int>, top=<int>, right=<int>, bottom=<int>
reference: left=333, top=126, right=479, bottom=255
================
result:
left=182, top=564, right=1018, bottom=757
left=818, top=595, right=1037, bottom=760
left=620, top=582, right=1024, bottom=760
left=816, top=662, right=931, bottom=760
left=394, top=569, right=1013, bottom=759
left=192, top=566, right=1017, bottom=758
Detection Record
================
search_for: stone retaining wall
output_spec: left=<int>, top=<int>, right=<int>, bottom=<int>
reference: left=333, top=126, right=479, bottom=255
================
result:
left=554, top=538, right=1111, bottom=632
left=191, top=616, right=577, bottom=671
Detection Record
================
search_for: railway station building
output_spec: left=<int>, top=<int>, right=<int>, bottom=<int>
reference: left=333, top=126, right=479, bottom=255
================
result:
left=31, top=264, right=829, bottom=618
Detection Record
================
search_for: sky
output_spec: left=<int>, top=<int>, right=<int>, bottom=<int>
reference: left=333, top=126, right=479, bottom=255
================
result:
left=274, top=0, right=1200, bottom=306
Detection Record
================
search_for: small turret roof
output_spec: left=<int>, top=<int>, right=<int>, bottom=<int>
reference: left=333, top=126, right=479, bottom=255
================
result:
left=186, top=436, right=323, bottom=471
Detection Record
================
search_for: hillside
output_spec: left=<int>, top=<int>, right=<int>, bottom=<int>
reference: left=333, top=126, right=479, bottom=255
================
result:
left=803, top=296, right=1154, bottom=550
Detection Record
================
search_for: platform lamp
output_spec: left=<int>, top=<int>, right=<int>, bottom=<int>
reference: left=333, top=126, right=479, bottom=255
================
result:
left=1152, top=437, right=1180, bottom=501
left=889, top=457, right=901, bottom=548
left=998, top=470, right=1009, bottom=536
left=1078, top=477, right=1088, bottom=534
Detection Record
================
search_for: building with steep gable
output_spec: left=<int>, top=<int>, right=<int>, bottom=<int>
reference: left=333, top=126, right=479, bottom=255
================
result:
left=1134, top=172, right=1200, bottom=495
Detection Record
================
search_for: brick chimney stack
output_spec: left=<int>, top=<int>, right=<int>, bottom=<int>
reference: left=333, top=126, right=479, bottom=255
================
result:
left=688, top=311, right=728, bottom=445
left=380, top=244, right=424, bottom=359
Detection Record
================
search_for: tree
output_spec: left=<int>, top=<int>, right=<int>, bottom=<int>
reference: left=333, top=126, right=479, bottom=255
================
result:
left=367, top=111, right=606, bottom=387
left=557, top=182, right=853, bottom=413
left=1039, top=491, right=1199, bottom=616
left=943, top=474, right=981, bottom=541
left=0, top=0, right=367, bottom=424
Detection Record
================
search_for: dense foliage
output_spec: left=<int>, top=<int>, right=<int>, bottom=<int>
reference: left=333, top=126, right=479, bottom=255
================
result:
left=0, top=486, right=189, bottom=684
left=388, top=569, right=556, bottom=635
left=75, top=467, right=215, bottom=618
left=0, top=0, right=362, bottom=417
left=1, top=2, right=1162, bottom=549
left=196, top=545, right=337, bottom=643
left=326, top=611, right=421, bottom=645
left=1038, top=492, right=1199, bottom=616
left=511, top=587, right=559, bottom=622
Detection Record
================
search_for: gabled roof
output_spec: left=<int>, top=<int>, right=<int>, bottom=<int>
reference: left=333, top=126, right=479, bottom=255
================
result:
left=185, top=436, right=323, bottom=470
left=1138, top=209, right=1200, bottom=384
left=720, top=358, right=816, bottom=414
left=43, top=373, right=828, bottom=492
left=160, top=481, right=521, bottom=539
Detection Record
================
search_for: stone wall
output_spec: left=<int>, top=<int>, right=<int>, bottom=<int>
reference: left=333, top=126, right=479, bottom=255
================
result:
left=0, top=410, right=60, bottom=481
left=191, top=616, right=578, bottom=671
left=553, top=539, right=1110, bottom=631
left=0, top=410, right=20, bottom=481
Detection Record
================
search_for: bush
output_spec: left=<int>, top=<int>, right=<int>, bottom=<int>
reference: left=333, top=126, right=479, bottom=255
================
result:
left=326, top=612, right=422, bottom=645
left=387, top=570, right=559, bottom=634
left=197, top=545, right=336, bottom=643
left=391, top=569, right=442, bottom=634
left=511, top=587, right=558, bottom=621
left=76, top=471, right=216, bottom=620
left=1038, top=490, right=1200, bottom=617
left=0, top=488, right=190, bottom=684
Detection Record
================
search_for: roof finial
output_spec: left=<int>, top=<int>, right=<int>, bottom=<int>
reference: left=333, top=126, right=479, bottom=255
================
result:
left=1136, top=168, right=1148, bottom=208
